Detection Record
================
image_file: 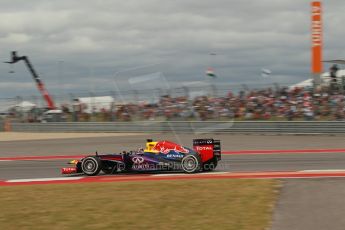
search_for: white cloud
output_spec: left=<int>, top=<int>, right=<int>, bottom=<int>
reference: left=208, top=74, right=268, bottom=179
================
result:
left=1, top=33, right=32, bottom=43
left=0, top=0, right=344, bottom=98
left=0, top=82, right=34, bottom=89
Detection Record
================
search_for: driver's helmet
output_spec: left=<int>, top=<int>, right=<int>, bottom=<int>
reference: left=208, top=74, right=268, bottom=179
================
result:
left=137, top=148, right=144, bottom=154
left=144, top=139, right=158, bottom=153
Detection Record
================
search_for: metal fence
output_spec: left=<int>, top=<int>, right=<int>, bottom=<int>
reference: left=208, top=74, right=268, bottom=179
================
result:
left=0, top=82, right=287, bottom=112
left=6, top=121, right=345, bottom=134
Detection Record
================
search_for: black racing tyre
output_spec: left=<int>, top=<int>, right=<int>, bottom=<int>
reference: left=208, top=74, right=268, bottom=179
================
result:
left=202, top=160, right=218, bottom=172
left=102, top=161, right=118, bottom=174
left=181, top=155, right=201, bottom=173
left=81, top=156, right=102, bottom=176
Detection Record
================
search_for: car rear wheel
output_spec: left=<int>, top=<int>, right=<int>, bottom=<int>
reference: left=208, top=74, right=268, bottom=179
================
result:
left=81, top=156, right=101, bottom=176
left=181, top=155, right=201, bottom=173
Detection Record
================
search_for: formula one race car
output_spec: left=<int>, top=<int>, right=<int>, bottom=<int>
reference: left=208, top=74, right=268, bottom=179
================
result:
left=62, top=138, right=221, bottom=176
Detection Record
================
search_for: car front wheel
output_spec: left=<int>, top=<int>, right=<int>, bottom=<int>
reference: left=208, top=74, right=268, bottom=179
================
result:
left=81, top=156, right=101, bottom=176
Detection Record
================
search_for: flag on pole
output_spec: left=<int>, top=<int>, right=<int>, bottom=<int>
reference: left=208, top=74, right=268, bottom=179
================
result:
left=206, top=67, right=216, bottom=78
left=261, top=68, right=272, bottom=78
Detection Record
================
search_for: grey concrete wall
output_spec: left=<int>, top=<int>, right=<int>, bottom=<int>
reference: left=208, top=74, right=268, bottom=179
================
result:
left=8, top=121, right=345, bottom=134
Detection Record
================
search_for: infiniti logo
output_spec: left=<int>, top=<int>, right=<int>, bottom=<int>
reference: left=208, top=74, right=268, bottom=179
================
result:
left=132, top=156, right=144, bottom=164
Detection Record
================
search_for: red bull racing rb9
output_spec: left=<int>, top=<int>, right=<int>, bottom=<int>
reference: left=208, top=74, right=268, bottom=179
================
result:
left=62, top=138, right=221, bottom=176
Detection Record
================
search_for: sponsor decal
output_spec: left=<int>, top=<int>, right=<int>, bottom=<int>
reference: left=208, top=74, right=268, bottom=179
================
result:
left=132, top=156, right=144, bottom=164
left=153, top=141, right=190, bottom=154
left=196, top=146, right=213, bottom=151
left=167, top=154, right=183, bottom=158
left=193, top=139, right=214, bottom=145
left=132, top=163, right=153, bottom=170
left=61, top=167, right=77, bottom=174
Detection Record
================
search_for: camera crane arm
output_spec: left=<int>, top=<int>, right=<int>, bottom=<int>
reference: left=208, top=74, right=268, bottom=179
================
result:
left=5, top=51, right=56, bottom=110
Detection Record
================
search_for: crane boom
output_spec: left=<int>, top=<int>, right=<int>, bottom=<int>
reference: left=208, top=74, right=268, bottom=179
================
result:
left=6, top=51, right=56, bottom=109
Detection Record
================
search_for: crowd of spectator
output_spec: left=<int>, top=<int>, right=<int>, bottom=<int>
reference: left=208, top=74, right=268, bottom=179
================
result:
left=8, top=86, right=345, bottom=122
left=95, top=86, right=345, bottom=121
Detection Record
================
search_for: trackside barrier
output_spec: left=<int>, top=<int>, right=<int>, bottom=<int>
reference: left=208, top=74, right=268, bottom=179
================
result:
left=6, top=121, right=345, bottom=134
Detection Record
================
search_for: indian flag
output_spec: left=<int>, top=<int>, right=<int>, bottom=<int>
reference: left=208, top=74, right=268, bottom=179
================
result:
left=206, top=67, right=216, bottom=78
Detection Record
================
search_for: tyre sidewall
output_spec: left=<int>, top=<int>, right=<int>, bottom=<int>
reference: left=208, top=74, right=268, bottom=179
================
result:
left=181, top=154, right=201, bottom=173
left=81, top=156, right=101, bottom=176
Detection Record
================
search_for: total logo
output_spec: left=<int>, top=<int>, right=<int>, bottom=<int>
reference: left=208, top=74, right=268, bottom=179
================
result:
left=196, top=146, right=212, bottom=151
left=62, top=167, right=76, bottom=173
left=132, top=156, right=145, bottom=164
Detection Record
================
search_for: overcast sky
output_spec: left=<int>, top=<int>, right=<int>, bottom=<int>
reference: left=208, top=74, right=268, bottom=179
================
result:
left=0, top=0, right=344, bottom=99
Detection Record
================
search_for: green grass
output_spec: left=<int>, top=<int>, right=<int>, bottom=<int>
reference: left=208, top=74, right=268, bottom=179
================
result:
left=0, top=179, right=279, bottom=230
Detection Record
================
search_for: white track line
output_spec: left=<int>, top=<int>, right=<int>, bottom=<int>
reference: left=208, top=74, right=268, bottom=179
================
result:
left=7, top=177, right=84, bottom=183
left=256, top=176, right=345, bottom=179
left=199, top=172, right=229, bottom=175
left=300, top=169, right=345, bottom=172
left=0, top=160, right=13, bottom=162
left=6, top=170, right=345, bottom=183
left=152, top=172, right=228, bottom=177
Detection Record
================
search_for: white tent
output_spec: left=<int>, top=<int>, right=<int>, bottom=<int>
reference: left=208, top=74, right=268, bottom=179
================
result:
left=289, top=79, right=313, bottom=90
left=320, top=69, right=345, bottom=84
left=76, top=96, right=114, bottom=113
left=289, top=68, right=345, bottom=90
left=14, top=101, right=36, bottom=111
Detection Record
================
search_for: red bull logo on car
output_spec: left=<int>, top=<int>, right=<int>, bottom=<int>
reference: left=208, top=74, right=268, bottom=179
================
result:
left=152, top=141, right=190, bottom=154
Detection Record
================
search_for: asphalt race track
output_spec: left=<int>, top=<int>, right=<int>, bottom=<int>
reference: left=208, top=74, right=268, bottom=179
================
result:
left=2, top=133, right=345, bottom=230
left=3, top=133, right=345, bottom=157
left=1, top=133, right=345, bottom=180
left=2, top=153, right=345, bottom=180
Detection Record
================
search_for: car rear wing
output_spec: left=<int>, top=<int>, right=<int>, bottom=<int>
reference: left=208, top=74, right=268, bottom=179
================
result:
left=193, top=139, right=221, bottom=163
left=213, top=139, right=221, bottom=160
